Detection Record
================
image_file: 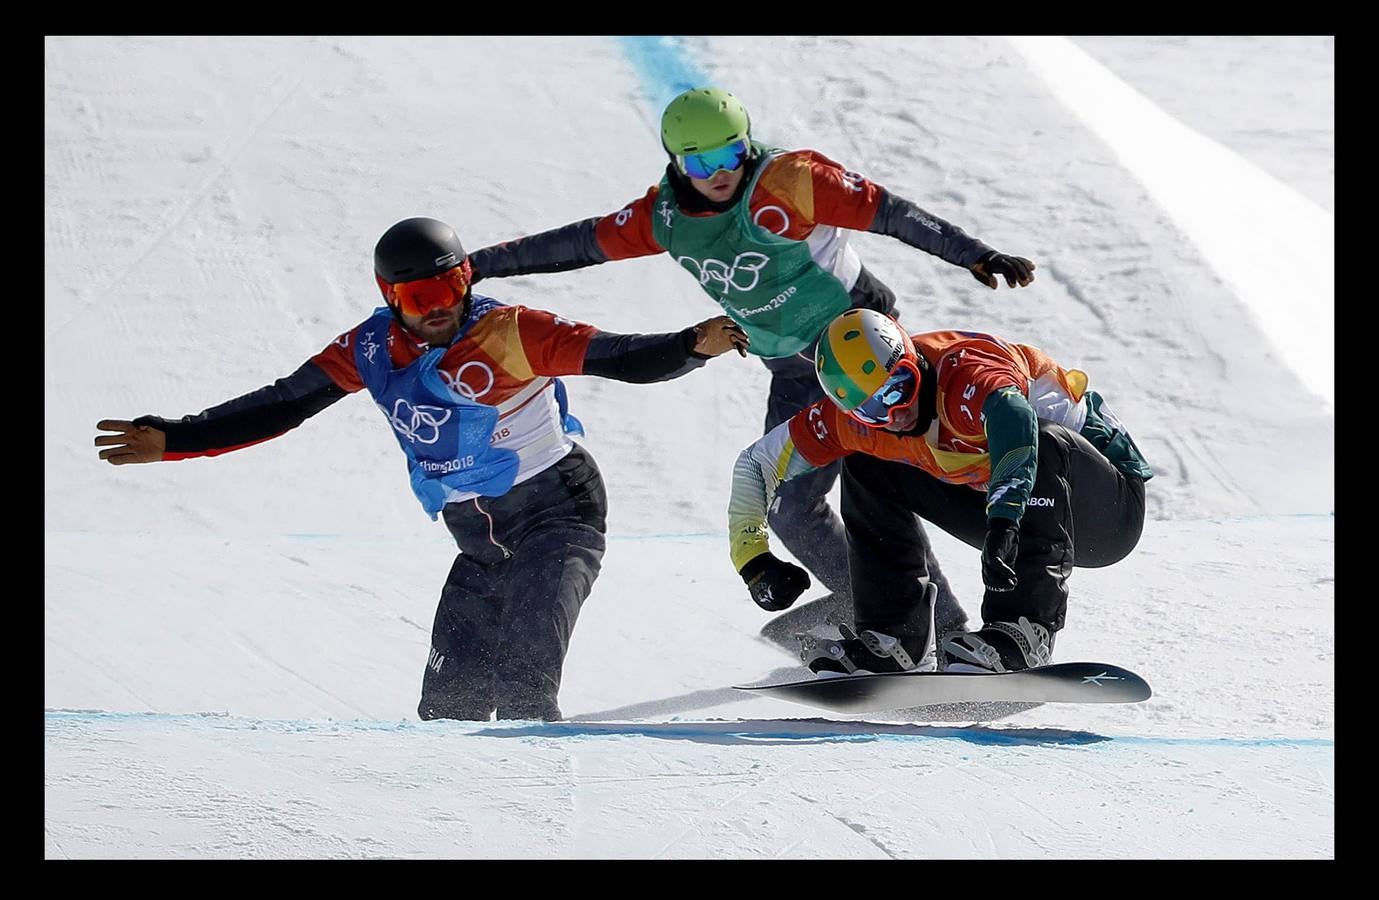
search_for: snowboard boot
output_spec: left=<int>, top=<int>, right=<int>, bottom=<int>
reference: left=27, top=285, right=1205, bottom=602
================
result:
left=942, top=617, right=1055, bottom=674
left=799, top=622, right=937, bottom=675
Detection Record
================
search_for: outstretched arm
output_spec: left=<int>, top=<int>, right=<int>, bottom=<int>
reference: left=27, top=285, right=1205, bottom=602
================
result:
left=581, top=316, right=748, bottom=383
left=869, top=191, right=1035, bottom=290
left=777, top=149, right=1036, bottom=290
left=868, top=190, right=993, bottom=267
left=515, top=305, right=747, bottom=384
left=468, top=217, right=609, bottom=279
left=469, top=187, right=668, bottom=282
left=95, top=360, right=348, bottom=464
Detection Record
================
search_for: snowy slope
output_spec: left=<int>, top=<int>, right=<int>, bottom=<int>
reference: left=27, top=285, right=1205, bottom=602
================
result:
left=44, top=35, right=1333, bottom=859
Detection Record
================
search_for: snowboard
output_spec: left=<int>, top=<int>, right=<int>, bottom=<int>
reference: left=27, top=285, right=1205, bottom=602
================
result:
left=756, top=594, right=1042, bottom=720
left=735, top=662, right=1151, bottom=715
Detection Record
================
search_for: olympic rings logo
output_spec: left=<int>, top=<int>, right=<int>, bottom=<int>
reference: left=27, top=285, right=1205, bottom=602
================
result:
left=439, top=361, right=495, bottom=401
left=676, top=251, right=771, bottom=294
left=383, top=399, right=452, bottom=445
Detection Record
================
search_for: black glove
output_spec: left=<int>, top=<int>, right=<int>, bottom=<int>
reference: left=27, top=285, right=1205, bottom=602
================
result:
left=981, top=517, right=1020, bottom=592
left=970, top=251, right=1036, bottom=289
left=739, top=552, right=811, bottom=612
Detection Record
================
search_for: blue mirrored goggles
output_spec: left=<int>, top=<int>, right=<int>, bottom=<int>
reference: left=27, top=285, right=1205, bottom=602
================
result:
left=676, top=139, right=751, bottom=180
left=849, top=361, right=921, bottom=427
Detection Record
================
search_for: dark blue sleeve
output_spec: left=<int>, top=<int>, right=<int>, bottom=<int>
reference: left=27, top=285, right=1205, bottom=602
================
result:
left=133, top=360, right=348, bottom=454
left=580, top=328, right=708, bottom=384
left=468, top=218, right=608, bottom=280
left=867, top=188, right=993, bottom=269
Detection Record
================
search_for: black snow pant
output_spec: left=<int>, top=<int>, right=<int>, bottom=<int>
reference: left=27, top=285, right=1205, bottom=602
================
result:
left=761, top=265, right=966, bottom=631
left=841, top=422, right=1146, bottom=643
left=418, top=444, right=607, bottom=722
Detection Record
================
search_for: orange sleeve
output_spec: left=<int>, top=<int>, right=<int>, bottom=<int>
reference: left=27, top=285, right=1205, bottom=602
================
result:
left=747, top=149, right=885, bottom=238
left=592, top=185, right=667, bottom=260
left=307, top=326, right=368, bottom=393
left=513, top=306, right=601, bottom=376
left=802, top=149, right=886, bottom=230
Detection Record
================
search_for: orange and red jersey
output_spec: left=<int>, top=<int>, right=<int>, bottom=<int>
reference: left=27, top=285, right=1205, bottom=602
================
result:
left=310, top=299, right=601, bottom=492
left=594, top=149, right=885, bottom=263
left=728, top=331, right=1090, bottom=570
left=789, top=331, right=1088, bottom=485
left=314, top=300, right=595, bottom=404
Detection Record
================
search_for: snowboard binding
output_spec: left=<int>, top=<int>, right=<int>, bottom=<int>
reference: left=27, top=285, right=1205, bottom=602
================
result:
left=797, top=623, right=936, bottom=675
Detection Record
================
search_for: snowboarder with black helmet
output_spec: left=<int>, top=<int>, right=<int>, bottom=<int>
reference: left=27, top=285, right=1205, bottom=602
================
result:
left=95, top=216, right=749, bottom=722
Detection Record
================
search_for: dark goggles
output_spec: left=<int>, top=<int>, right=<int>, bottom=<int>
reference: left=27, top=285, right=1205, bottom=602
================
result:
left=676, top=139, right=751, bottom=180
left=849, top=358, right=921, bottom=427
left=377, top=259, right=472, bottom=318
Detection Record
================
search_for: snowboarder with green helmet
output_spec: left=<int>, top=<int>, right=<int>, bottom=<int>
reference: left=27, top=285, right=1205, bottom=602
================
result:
left=468, top=86, right=1037, bottom=638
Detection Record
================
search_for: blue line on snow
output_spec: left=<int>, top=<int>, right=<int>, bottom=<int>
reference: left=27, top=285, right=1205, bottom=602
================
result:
left=616, top=36, right=709, bottom=112
left=44, top=708, right=1334, bottom=750
left=51, top=513, right=1332, bottom=546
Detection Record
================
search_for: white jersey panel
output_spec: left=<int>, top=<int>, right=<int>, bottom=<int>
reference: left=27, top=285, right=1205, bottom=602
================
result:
left=1028, top=372, right=1089, bottom=432
left=806, top=224, right=862, bottom=292
left=442, top=379, right=574, bottom=505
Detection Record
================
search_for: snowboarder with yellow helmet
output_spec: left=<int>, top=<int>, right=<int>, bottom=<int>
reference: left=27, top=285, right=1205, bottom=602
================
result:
left=730, top=308, right=1152, bottom=675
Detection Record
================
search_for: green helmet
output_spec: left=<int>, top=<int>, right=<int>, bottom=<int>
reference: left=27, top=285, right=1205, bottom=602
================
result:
left=815, top=309, right=921, bottom=412
left=660, top=87, right=752, bottom=155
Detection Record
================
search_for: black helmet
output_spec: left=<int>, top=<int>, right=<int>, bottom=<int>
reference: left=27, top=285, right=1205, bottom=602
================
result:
left=373, top=217, right=466, bottom=283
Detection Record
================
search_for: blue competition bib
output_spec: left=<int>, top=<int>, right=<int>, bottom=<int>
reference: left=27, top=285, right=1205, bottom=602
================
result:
left=353, top=308, right=520, bottom=519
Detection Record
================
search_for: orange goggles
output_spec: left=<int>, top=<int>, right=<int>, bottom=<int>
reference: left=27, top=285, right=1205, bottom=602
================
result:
left=376, top=259, right=473, bottom=317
